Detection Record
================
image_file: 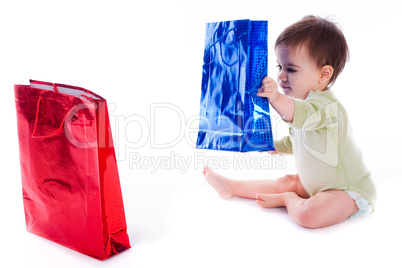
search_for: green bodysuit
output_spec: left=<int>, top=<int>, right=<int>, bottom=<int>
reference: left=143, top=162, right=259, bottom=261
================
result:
left=274, top=89, right=377, bottom=209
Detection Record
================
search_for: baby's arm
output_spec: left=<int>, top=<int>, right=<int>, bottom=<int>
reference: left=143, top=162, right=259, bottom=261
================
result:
left=257, top=77, right=295, bottom=122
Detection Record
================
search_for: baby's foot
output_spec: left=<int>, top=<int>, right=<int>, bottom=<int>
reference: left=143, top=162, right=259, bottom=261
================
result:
left=203, top=165, right=234, bottom=200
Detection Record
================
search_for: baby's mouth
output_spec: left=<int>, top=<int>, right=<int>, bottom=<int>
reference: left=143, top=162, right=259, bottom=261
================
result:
left=281, top=85, right=292, bottom=93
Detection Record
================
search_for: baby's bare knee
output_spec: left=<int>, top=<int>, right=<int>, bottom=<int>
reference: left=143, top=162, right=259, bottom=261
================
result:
left=297, top=204, right=321, bottom=229
left=275, top=174, right=300, bottom=193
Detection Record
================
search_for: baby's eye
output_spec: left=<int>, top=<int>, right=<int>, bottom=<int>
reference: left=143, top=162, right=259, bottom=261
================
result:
left=276, top=65, right=282, bottom=70
left=287, top=68, right=296, bottom=73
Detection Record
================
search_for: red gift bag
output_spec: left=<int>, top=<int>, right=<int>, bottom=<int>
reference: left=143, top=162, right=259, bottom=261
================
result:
left=14, top=80, right=130, bottom=260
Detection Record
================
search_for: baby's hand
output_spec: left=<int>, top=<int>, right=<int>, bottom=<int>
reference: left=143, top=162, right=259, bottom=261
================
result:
left=259, top=150, right=279, bottom=155
left=268, top=150, right=279, bottom=155
left=257, top=76, right=279, bottom=103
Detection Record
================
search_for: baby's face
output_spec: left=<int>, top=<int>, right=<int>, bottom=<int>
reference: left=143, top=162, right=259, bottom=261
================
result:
left=275, top=45, right=325, bottom=100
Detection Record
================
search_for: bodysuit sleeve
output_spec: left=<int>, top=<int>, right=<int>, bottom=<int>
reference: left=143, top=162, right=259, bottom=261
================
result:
left=291, top=93, right=339, bottom=131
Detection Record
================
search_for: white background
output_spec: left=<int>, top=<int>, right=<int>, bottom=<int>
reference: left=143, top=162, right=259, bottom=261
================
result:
left=1, top=0, right=401, bottom=267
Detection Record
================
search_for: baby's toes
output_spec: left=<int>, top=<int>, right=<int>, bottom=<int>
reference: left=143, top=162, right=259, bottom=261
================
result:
left=256, top=199, right=268, bottom=208
left=255, top=193, right=269, bottom=208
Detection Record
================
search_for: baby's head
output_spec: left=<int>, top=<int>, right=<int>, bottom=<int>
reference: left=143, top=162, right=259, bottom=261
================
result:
left=275, top=15, right=349, bottom=87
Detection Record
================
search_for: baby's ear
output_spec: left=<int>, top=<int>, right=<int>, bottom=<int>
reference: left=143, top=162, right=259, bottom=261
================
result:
left=319, top=65, right=334, bottom=84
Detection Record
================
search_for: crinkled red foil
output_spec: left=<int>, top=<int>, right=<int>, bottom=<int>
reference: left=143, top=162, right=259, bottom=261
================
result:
left=14, top=80, right=130, bottom=260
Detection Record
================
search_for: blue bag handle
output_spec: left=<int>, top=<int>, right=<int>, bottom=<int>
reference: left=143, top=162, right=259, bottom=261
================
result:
left=204, top=26, right=241, bottom=67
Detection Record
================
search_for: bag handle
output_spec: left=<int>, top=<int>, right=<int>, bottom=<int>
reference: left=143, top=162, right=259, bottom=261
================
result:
left=204, top=26, right=240, bottom=67
left=52, top=83, right=59, bottom=92
left=79, top=94, right=93, bottom=101
left=31, top=82, right=95, bottom=139
left=31, top=97, right=77, bottom=139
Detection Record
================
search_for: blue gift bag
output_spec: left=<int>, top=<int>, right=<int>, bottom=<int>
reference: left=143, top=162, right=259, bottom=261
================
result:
left=196, top=20, right=275, bottom=152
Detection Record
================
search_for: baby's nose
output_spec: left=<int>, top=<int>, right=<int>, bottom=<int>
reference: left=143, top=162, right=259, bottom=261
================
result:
left=278, top=71, right=287, bottom=81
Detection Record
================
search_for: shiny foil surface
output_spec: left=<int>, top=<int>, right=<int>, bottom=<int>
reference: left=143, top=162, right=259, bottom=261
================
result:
left=14, top=80, right=130, bottom=260
left=196, top=20, right=275, bottom=152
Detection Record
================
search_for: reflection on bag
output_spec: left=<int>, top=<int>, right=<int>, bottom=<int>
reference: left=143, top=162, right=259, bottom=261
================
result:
left=14, top=80, right=130, bottom=260
left=196, top=19, right=275, bottom=152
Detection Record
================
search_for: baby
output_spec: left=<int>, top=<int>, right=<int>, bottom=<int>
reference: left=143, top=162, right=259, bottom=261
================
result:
left=203, top=16, right=377, bottom=228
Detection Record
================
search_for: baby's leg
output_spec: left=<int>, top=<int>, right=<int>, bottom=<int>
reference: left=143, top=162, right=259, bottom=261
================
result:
left=202, top=166, right=309, bottom=200
left=256, top=190, right=358, bottom=228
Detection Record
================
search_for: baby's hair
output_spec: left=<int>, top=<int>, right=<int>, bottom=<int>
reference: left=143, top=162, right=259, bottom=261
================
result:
left=275, top=15, right=349, bottom=86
